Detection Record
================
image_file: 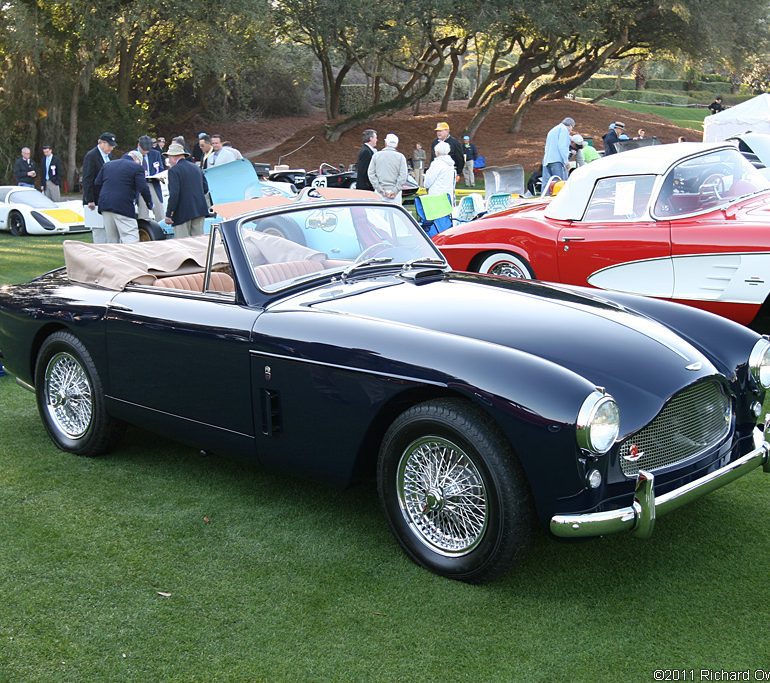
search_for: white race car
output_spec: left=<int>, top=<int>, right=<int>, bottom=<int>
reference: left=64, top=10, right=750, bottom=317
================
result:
left=0, top=186, right=87, bottom=236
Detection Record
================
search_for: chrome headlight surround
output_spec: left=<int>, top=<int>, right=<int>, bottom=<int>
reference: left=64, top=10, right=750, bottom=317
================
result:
left=748, top=337, right=770, bottom=389
left=577, top=390, right=620, bottom=455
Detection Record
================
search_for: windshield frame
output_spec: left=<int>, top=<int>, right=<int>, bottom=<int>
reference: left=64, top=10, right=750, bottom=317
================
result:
left=233, top=200, right=448, bottom=293
left=650, top=147, right=770, bottom=220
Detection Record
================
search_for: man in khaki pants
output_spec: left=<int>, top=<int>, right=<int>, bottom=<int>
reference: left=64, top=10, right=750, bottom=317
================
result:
left=163, top=143, right=209, bottom=238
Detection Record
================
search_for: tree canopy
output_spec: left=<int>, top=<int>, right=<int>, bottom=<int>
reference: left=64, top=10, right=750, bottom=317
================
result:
left=1, top=0, right=768, bottom=178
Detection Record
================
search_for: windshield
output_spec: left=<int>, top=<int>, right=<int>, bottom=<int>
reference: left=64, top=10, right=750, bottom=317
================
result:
left=238, top=203, right=444, bottom=291
left=10, top=189, right=57, bottom=208
left=654, top=148, right=770, bottom=218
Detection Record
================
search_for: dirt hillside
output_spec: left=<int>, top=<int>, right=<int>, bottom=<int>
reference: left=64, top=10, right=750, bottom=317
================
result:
left=208, top=99, right=699, bottom=173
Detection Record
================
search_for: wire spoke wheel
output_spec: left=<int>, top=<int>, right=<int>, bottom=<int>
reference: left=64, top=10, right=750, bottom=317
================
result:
left=397, top=436, right=488, bottom=556
left=44, top=352, right=93, bottom=439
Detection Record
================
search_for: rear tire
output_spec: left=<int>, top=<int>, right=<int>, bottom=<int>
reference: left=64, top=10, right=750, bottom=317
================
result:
left=137, top=219, right=166, bottom=241
left=35, top=331, right=124, bottom=456
left=9, top=211, right=27, bottom=236
left=260, top=217, right=306, bottom=245
left=377, top=398, right=532, bottom=583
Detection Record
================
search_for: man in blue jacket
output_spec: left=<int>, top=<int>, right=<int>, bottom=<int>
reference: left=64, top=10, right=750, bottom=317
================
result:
left=163, top=142, right=209, bottom=238
left=94, top=150, right=153, bottom=243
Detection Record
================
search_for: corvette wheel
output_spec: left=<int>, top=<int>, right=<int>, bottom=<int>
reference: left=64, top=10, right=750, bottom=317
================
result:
left=9, top=211, right=27, bottom=236
left=476, top=252, right=533, bottom=279
left=377, top=399, right=532, bottom=583
left=35, top=331, right=124, bottom=455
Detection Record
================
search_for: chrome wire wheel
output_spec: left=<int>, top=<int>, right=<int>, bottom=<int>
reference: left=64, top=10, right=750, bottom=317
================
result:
left=397, top=436, right=488, bottom=556
left=489, top=261, right=527, bottom=278
left=44, top=352, right=93, bottom=439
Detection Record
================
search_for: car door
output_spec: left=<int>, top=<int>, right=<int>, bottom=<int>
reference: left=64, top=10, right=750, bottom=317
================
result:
left=556, top=175, right=674, bottom=298
left=103, top=234, right=261, bottom=456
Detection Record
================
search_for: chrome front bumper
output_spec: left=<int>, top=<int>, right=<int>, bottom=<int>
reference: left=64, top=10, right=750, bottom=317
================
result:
left=550, top=423, right=770, bottom=539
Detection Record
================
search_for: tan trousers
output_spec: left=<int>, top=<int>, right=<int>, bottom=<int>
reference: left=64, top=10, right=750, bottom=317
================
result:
left=173, top=217, right=205, bottom=238
left=102, top=211, right=139, bottom=243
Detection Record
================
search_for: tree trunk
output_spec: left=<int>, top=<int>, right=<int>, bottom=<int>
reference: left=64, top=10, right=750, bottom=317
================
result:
left=117, top=35, right=140, bottom=107
left=440, top=52, right=460, bottom=112
left=67, top=79, right=80, bottom=191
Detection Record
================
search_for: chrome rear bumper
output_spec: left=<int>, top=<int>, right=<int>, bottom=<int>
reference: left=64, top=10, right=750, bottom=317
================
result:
left=550, top=422, right=770, bottom=539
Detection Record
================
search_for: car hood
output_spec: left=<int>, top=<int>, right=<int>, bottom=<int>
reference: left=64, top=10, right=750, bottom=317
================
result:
left=204, top=158, right=264, bottom=203
left=301, top=272, right=718, bottom=420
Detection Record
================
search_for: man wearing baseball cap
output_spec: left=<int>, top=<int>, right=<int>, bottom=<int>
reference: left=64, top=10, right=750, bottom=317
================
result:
left=430, top=122, right=465, bottom=176
left=81, top=132, right=117, bottom=243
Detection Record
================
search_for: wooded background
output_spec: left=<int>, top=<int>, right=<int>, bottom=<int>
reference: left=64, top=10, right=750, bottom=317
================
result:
left=1, top=0, right=769, bottom=186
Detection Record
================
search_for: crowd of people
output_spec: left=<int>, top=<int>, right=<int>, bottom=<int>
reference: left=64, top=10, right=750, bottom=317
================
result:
left=356, top=121, right=482, bottom=205
left=12, top=131, right=246, bottom=244
left=11, top=98, right=727, bottom=242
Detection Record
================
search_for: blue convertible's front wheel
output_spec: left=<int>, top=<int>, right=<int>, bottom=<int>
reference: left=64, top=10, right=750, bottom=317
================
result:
left=378, top=398, right=533, bottom=583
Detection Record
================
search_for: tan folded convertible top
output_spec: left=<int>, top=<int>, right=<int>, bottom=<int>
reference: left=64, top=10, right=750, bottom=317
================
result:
left=64, top=230, right=326, bottom=291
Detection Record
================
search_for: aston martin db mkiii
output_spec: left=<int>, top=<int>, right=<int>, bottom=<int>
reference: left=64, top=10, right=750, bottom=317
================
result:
left=0, top=189, right=768, bottom=582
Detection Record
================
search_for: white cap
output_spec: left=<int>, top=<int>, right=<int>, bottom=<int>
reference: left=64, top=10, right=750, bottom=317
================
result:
left=434, top=141, right=450, bottom=156
left=385, top=133, right=399, bottom=148
left=571, top=134, right=584, bottom=144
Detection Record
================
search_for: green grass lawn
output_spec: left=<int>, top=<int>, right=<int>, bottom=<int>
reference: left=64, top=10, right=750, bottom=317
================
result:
left=1, top=234, right=769, bottom=680
left=600, top=100, right=709, bottom=132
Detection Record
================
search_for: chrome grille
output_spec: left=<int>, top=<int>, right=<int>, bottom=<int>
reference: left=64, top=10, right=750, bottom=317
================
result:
left=619, top=380, right=732, bottom=477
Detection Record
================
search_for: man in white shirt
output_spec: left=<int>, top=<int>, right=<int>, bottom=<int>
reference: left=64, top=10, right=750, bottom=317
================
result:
left=206, top=134, right=240, bottom=167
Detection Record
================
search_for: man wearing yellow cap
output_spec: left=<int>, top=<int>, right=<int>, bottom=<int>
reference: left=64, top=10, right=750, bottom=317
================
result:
left=430, top=122, right=464, bottom=177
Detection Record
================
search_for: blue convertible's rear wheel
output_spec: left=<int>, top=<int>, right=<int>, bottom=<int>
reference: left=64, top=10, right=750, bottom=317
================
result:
left=35, top=331, right=124, bottom=456
left=378, top=398, right=533, bottom=583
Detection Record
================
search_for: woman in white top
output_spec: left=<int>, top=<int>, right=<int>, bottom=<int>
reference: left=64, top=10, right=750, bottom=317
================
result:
left=423, top=141, right=456, bottom=204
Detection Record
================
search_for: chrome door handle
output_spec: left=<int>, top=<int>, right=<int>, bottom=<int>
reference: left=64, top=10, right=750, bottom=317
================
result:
left=561, top=236, right=585, bottom=242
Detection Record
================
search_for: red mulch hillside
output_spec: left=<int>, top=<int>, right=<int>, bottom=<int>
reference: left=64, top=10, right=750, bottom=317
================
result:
left=209, top=99, right=699, bottom=173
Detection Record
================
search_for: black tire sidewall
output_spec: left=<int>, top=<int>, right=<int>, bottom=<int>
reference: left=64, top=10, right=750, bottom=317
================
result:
left=9, top=211, right=26, bottom=236
left=378, top=401, right=528, bottom=582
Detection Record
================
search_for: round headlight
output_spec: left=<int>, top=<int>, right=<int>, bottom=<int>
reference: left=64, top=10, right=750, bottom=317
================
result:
left=576, top=390, right=620, bottom=454
left=749, top=337, right=770, bottom=389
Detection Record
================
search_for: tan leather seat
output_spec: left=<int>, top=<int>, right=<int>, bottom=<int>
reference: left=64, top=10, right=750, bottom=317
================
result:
left=253, top=260, right=325, bottom=288
left=153, top=271, right=235, bottom=293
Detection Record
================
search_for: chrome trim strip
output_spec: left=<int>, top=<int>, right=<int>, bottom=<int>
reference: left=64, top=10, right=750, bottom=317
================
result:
left=15, top=377, right=34, bottom=393
left=248, top=349, right=447, bottom=387
left=550, top=425, right=769, bottom=538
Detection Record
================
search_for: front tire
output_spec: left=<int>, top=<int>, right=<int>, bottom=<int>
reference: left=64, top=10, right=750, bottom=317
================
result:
left=377, top=399, right=532, bottom=583
left=9, top=211, right=27, bottom=236
left=35, top=331, right=124, bottom=455
left=475, top=251, right=533, bottom=279
left=137, top=219, right=166, bottom=241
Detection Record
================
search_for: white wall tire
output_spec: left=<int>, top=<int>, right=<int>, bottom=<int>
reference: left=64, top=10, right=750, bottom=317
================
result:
left=476, top=252, right=533, bottom=279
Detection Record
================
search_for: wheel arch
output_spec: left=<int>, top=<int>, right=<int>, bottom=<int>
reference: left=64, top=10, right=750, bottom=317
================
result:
left=350, top=385, right=528, bottom=486
left=27, top=323, right=70, bottom=384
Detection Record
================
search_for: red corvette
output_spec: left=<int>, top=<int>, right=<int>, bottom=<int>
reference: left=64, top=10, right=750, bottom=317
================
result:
left=434, top=143, right=770, bottom=326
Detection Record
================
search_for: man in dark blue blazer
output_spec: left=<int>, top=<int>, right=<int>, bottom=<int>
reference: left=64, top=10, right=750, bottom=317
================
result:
left=81, top=132, right=116, bottom=242
left=137, top=135, right=165, bottom=222
left=94, top=151, right=153, bottom=243
left=163, top=142, right=210, bottom=238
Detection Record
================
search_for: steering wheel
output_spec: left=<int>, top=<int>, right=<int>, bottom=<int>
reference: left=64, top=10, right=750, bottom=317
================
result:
left=355, top=242, right=397, bottom=262
left=698, top=173, right=725, bottom=202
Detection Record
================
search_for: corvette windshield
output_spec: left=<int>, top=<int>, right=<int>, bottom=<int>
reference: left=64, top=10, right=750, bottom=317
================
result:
left=654, top=148, right=770, bottom=218
left=238, top=203, right=444, bottom=291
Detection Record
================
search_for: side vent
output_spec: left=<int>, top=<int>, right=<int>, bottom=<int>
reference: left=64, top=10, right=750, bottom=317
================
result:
left=260, top=389, right=282, bottom=436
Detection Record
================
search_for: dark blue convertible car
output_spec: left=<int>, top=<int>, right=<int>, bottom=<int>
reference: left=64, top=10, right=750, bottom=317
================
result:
left=0, top=189, right=768, bottom=582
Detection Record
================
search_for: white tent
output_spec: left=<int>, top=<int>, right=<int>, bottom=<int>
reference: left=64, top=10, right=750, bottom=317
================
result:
left=702, top=93, right=770, bottom=142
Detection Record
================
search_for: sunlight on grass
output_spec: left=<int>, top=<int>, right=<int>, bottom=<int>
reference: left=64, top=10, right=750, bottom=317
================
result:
left=600, top=100, right=708, bottom=132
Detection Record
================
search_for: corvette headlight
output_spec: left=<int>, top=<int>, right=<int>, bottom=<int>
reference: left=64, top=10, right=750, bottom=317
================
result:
left=748, top=337, right=770, bottom=388
left=577, top=390, right=620, bottom=454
